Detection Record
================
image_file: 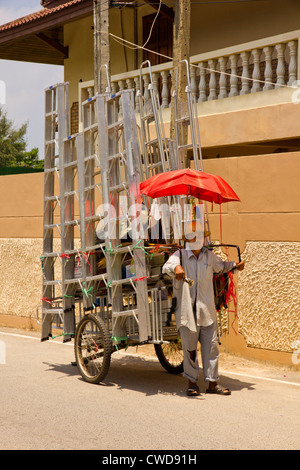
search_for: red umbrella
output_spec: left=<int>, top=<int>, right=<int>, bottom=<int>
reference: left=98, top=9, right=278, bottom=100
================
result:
left=140, top=169, right=240, bottom=204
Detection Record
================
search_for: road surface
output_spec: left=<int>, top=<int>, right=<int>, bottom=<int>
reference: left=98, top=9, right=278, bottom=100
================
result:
left=0, top=327, right=299, bottom=451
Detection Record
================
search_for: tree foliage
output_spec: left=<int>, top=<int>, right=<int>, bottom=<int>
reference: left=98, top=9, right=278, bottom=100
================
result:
left=0, top=107, right=43, bottom=169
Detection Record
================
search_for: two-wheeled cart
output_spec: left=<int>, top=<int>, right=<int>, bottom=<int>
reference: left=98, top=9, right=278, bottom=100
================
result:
left=38, top=62, right=241, bottom=385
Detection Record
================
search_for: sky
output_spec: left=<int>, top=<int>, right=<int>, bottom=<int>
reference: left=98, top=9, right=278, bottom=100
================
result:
left=0, top=0, right=64, bottom=159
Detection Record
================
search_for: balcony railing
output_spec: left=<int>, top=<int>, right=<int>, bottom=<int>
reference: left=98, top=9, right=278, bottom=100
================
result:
left=78, top=30, right=299, bottom=127
left=110, top=30, right=299, bottom=109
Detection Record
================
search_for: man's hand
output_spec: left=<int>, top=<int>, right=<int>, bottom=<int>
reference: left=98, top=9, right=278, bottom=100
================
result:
left=175, top=265, right=185, bottom=280
left=236, top=261, right=245, bottom=271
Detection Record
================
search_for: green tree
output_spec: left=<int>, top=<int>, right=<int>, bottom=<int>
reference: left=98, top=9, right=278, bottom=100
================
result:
left=0, top=107, right=43, bottom=168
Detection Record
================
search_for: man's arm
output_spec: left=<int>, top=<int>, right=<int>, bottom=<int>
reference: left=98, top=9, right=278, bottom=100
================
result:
left=211, top=251, right=245, bottom=274
left=162, top=250, right=185, bottom=280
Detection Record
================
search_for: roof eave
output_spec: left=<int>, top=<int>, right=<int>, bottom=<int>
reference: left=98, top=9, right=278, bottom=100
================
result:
left=0, top=0, right=93, bottom=45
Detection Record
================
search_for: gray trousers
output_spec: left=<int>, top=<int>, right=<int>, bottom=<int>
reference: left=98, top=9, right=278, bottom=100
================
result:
left=179, top=322, right=219, bottom=383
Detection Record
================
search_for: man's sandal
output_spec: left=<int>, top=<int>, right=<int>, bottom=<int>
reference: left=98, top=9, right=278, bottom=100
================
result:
left=206, top=385, right=231, bottom=395
left=186, top=384, right=200, bottom=397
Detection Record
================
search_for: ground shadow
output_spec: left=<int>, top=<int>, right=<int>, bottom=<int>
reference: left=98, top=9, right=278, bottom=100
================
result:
left=43, top=360, right=79, bottom=378
left=43, top=352, right=256, bottom=397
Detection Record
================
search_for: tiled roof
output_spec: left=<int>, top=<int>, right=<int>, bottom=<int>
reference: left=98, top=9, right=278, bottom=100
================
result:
left=0, top=0, right=88, bottom=32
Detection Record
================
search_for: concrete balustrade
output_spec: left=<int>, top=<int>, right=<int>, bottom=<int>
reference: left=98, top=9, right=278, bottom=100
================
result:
left=107, top=31, right=299, bottom=111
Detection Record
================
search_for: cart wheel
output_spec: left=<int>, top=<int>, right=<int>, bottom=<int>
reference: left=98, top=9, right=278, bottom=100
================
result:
left=154, top=339, right=184, bottom=375
left=75, top=314, right=111, bottom=384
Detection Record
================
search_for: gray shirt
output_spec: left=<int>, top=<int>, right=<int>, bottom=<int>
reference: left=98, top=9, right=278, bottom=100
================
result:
left=162, top=248, right=236, bottom=329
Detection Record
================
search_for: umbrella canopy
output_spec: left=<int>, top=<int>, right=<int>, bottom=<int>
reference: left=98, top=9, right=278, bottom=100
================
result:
left=140, top=169, right=240, bottom=204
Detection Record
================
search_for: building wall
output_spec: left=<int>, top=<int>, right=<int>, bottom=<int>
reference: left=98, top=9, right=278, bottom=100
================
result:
left=203, top=153, right=300, bottom=367
left=64, top=15, right=94, bottom=107
left=158, top=88, right=300, bottom=154
left=190, top=0, right=300, bottom=55
left=63, top=0, right=300, bottom=111
left=0, top=151, right=299, bottom=368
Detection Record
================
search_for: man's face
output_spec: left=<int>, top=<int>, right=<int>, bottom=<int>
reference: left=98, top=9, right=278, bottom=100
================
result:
left=183, top=220, right=204, bottom=250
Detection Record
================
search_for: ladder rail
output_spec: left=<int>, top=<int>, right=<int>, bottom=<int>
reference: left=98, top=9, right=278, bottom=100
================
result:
left=42, top=82, right=70, bottom=341
left=173, top=60, right=211, bottom=242
left=138, top=60, right=171, bottom=179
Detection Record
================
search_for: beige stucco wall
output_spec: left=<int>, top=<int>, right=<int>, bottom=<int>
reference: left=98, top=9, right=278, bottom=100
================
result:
left=238, top=241, right=300, bottom=352
left=0, top=238, right=43, bottom=319
left=0, top=173, right=44, bottom=238
left=203, top=153, right=300, bottom=363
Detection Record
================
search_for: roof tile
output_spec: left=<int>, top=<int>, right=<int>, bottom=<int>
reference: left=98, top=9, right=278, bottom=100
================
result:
left=0, top=0, right=87, bottom=32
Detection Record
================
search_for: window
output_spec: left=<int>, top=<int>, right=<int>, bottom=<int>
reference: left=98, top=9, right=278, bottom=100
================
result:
left=143, top=13, right=173, bottom=65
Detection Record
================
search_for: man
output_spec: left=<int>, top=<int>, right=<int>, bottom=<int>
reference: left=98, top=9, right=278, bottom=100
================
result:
left=162, top=223, right=244, bottom=397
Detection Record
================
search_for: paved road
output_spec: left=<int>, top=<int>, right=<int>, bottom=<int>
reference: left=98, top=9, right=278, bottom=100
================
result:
left=0, top=328, right=299, bottom=451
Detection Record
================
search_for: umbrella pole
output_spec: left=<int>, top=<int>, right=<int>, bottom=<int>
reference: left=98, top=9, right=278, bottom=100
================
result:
left=204, top=201, right=212, bottom=245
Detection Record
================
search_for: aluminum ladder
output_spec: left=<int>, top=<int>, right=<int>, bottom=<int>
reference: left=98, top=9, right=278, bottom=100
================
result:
left=41, top=82, right=69, bottom=341
left=97, top=89, right=150, bottom=343
left=173, top=60, right=211, bottom=241
left=138, top=61, right=172, bottom=179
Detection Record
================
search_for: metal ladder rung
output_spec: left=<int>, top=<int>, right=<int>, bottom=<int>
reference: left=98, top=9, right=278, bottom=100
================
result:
left=83, top=122, right=98, bottom=133
left=147, top=162, right=162, bottom=170
left=63, top=249, right=82, bottom=256
left=45, top=110, right=57, bottom=117
left=64, top=219, right=80, bottom=227
left=44, top=195, right=60, bottom=202
left=83, top=214, right=101, bottom=223
left=64, top=278, right=82, bottom=285
left=65, top=134, right=77, bottom=141
left=176, top=115, right=190, bottom=124
left=84, top=183, right=102, bottom=192
left=112, top=309, right=139, bottom=319
left=44, top=167, right=59, bottom=174
left=141, top=113, right=154, bottom=122
left=82, top=96, right=97, bottom=106
left=45, top=139, right=57, bottom=146
left=144, top=138, right=159, bottom=146
left=42, top=252, right=62, bottom=258
left=42, top=308, right=63, bottom=315
left=43, top=280, right=62, bottom=286
left=177, top=143, right=192, bottom=150
left=110, top=277, right=138, bottom=286
left=108, top=152, right=123, bottom=162
left=84, top=155, right=101, bottom=166
left=86, top=273, right=107, bottom=283
left=110, top=182, right=128, bottom=193
left=107, top=120, right=124, bottom=131
left=64, top=190, right=78, bottom=198
left=44, top=223, right=61, bottom=229
left=85, top=242, right=106, bottom=252
left=105, top=244, right=133, bottom=255
left=64, top=160, right=78, bottom=169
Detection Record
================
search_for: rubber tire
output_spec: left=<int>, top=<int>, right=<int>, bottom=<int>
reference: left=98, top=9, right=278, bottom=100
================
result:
left=75, top=314, right=111, bottom=384
left=154, top=341, right=184, bottom=375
